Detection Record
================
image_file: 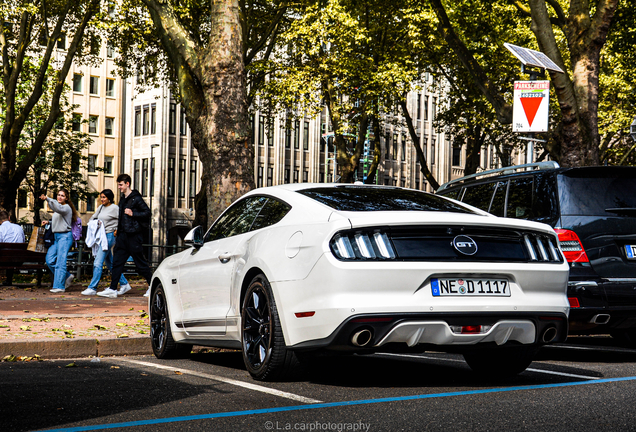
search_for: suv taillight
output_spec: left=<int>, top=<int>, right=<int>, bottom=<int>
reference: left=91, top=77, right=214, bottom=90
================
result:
left=555, top=229, right=589, bottom=263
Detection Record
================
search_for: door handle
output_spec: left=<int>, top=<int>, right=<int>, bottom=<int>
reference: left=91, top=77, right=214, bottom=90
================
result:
left=218, top=253, right=232, bottom=264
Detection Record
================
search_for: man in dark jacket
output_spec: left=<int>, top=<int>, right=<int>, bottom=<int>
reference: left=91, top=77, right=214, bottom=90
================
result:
left=97, top=174, right=153, bottom=298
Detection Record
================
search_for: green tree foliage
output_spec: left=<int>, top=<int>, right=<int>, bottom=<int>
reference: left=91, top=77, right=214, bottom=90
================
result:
left=0, top=0, right=103, bottom=221
left=109, top=0, right=290, bottom=224
left=14, top=64, right=93, bottom=226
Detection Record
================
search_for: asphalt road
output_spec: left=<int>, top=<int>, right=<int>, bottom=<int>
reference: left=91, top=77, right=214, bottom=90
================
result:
left=3, top=337, right=636, bottom=432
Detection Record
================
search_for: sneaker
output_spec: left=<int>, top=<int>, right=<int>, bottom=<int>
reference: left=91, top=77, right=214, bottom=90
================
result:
left=50, top=288, right=65, bottom=293
left=96, top=288, right=118, bottom=298
left=117, top=283, right=132, bottom=296
left=143, top=288, right=151, bottom=297
left=65, top=274, right=75, bottom=289
left=81, top=288, right=97, bottom=296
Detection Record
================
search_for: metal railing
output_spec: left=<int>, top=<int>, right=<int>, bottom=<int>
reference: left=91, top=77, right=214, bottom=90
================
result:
left=71, top=241, right=189, bottom=279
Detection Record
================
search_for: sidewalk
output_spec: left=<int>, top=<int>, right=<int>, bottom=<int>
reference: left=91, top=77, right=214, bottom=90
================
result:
left=0, top=279, right=152, bottom=360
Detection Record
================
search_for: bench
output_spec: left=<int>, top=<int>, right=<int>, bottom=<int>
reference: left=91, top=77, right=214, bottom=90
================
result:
left=0, top=242, right=48, bottom=286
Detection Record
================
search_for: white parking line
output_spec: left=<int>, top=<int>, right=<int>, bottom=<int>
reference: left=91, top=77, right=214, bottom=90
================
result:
left=116, top=359, right=322, bottom=404
left=376, top=353, right=601, bottom=380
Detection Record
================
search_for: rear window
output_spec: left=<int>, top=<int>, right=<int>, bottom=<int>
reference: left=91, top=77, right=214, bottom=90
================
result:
left=558, top=174, right=636, bottom=216
left=298, top=187, right=477, bottom=213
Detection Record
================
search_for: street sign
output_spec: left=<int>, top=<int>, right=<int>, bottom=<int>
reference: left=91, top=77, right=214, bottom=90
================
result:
left=513, top=81, right=550, bottom=132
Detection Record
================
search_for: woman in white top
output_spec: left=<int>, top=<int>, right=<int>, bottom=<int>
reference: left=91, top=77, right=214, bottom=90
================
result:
left=82, top=189, right=131, bottom=295
left=39, top=188, right=77, bottom=293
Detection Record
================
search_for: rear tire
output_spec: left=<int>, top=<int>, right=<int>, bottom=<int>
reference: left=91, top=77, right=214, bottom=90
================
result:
left=241, top=274, right=299, bottom=381
left=150, top=284, right=192, bottom=359
left=463, top=345, right=538, bottom=377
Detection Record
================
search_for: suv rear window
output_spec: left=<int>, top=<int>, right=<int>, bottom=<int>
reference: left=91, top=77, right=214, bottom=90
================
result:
left=558, top=174, right=636, bottom=216
left=299, top=187, right=477, bottom=213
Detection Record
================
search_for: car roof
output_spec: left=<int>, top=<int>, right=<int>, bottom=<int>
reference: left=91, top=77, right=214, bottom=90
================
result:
left=438, top=164, right=636, bottom=192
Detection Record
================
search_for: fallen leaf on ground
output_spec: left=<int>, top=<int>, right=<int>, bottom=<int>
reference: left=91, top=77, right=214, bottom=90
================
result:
left=65, top=362, right=76, bottom=367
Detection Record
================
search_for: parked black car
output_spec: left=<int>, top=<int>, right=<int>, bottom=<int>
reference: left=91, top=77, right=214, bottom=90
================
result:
left=437, top=162, right=636, bottom=344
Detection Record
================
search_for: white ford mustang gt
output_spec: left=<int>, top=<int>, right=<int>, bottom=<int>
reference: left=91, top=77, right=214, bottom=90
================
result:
left=149, top=184, right=569, bottom=380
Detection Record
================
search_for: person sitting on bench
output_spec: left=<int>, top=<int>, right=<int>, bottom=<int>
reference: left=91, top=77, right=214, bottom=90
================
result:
left=0, top=208, right=26, bottom=286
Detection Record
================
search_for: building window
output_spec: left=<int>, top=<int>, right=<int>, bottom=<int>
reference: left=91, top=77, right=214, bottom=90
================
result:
left=18, top=190, right=27, bottom=208
left=401, top=135, right=406, bottom=161
left=267, top=167, right=273, bottom=186
left=150, top=157, right=155, bottom=196
left=432, top=97, right=437, bottom=121
left=106, top=45, right=114, bottom=58
left=257, top=166, right=264, bottom=187
left=180, top=107, right=187, bottom=135
left=293, top=169, right=299, bottom=183
left=424, top=96, right=429, bottom=121
left=134, top=106, right=141, bottom=136
left=285, top=126, right=291, bottom=149
left=133, top=159, right=140, bottom=191
left=267, top=118, right=274, bottom=147
left=431, top=137, right=436, bottom=165
left=151, top=104, right=156, bottom=134
left=284, top=168, right=290, bottom=184
left=57, top=34, right=66, bottom=50
left=105, top=117, right=114, bottom=136
left=143, top=105, right=149, bottom=135
left=71, top=153, right=80, bottom=172
left=258, top=116, right=265, bottom=146
left=452, top=145, right=461, bottom=166
left=294, top=121, right=300, bottom=149
left=168, top=158, right=175, bottom=197
left=178, top=159, right=186, bottom=198
left=72, top=114, right=81, bottom=132
left=169, top=103, right=176, bottom=134
left=89, top=76, right=99, bottom=95
left=303, top=121, right=309, bottom=150
left=141, top=158, right=148, bottom=197
left=73, top=74, right=82, bottom=93
left=86, top=193, right=96, bottom=212
left=106, top=78, right=115, bottom=97
left=189, top=160, right=197, bottom=199
left=104, top=156, right=113, bottom=174
left=303, top=170, right=308, bottom=182
left=417, top=93, right=421, bottom=120
left=89, top=115, right=98, bottom=134
left=392, top=133, right=397, bottom=159
left=423, top=137, right=428, bottom=163
left=88, top=155, right=97, bottom=173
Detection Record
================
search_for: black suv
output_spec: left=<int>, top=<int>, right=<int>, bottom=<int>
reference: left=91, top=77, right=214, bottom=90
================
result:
left=437, top=162, right=636, bottom=343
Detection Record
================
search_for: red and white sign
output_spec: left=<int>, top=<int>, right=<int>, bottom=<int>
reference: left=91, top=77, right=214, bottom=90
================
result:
left=512, top=81, right=550, bottom=132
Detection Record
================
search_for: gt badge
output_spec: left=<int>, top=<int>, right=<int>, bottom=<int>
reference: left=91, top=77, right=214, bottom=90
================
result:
left=453, top=235, right=478, bottom=256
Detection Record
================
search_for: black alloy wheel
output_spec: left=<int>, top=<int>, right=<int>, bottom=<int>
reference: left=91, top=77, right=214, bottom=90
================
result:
left=241, top=274, right=298, bottom=381
left=150, top=284, right=191, bottom=359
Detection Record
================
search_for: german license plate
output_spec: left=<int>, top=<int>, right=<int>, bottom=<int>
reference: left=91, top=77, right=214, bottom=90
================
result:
left=625, top=245, right=636, bottom=260
left=431, top=278, right=510, bottom=297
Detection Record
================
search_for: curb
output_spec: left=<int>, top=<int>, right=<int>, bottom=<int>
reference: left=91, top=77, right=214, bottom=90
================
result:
left=0, top=337, right=152, bottom=359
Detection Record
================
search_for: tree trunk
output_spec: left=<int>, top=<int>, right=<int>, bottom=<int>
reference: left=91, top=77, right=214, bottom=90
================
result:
left=143, top=0, right=253, bottom=222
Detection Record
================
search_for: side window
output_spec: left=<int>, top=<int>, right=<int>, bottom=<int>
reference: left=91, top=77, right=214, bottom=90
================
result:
left=251, top=198, right=292, bottom=231
left=489, top=181, right=507, bottom=217
left=205, top=196, right=268, bottom=241
left=506, top=177, right=534, bottom=219
left=461, top=182, right=496, bottom=211
left=441, top=189, right=460, bottom=200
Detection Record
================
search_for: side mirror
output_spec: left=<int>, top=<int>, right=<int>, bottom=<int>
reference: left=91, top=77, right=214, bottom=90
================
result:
left=184, top=226, right=204, bottom=248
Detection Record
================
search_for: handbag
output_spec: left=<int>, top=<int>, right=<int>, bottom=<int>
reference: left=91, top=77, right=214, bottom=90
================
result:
left=43, top=223, right=55, bottom=248
left=27, top=226, right=47, bottom=252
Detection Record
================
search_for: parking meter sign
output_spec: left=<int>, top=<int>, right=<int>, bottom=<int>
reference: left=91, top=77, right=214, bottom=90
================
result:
left=513, top=81, right=550, bottom=133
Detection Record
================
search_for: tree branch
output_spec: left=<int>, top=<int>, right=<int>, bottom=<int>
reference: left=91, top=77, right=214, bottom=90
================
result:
left=428, top=0, right=512, bottom=124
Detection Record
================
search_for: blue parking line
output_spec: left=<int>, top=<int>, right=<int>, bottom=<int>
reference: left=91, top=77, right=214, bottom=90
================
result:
left=38, top=375, right=636, bottom=432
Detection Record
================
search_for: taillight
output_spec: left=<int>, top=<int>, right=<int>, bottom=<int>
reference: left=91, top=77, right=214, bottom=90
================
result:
left=331, top=230, right=396, bottom=260
left=555, top=229, right=589, bottom=263
left=568, top=297, right=580, bottom=308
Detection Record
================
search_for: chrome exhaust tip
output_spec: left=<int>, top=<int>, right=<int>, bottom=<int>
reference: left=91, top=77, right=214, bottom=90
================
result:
left=590, top=314, right=611, bottom=325
left=351, top=329, right=373, bottom=347
left=541, top=326, right=558, bottom=343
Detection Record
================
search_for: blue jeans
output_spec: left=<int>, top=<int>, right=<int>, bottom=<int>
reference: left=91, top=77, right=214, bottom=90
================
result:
left=46, top=231, right=73, bottom=290
left=88, top=232, right=128, bottom=290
